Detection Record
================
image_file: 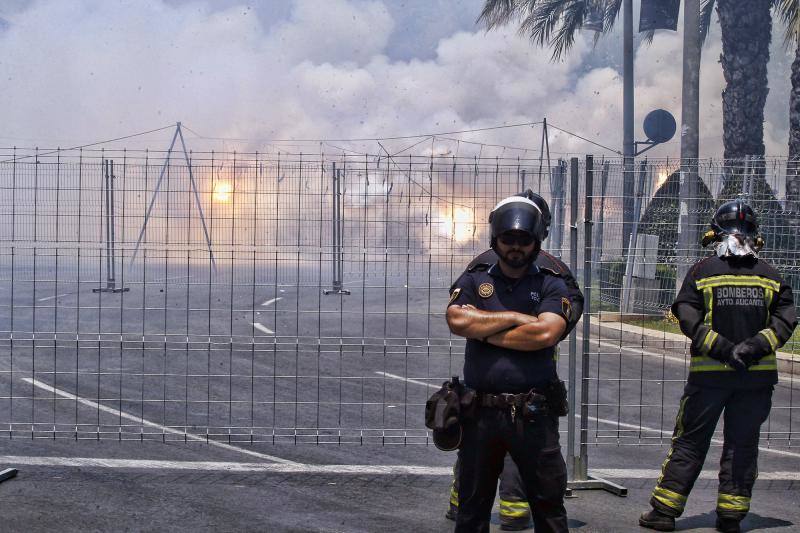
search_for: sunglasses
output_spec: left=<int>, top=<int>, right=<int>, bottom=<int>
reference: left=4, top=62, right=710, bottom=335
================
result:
left=498, top=233, right=535, bottom=246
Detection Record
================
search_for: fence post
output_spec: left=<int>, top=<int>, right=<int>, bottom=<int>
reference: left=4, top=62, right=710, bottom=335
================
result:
left=591, top=162, right=609, bottom=282
left=567, top=157, right=579, bottom=477
left=621, top=160, right=649, bottom=313
left=94, top=159, right=128, bottom=294
left=567, top=155, right=628, bottom=496
left=550, top=159, right=566, bottom=258
left=324, top=161, right=350, bottom=295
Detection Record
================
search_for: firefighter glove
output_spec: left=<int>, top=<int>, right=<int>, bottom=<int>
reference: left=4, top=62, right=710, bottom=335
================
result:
left=725, top=349, right=751, bottom=373
left=734, top=335, right=771, bottom=362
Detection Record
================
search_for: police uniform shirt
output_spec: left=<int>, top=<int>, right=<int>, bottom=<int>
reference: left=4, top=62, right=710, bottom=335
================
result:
left=466, top=249, right=584, bottom=337
left=448, top=262, right=571, bottom=394
left=672, top=254, right=797, bottom=388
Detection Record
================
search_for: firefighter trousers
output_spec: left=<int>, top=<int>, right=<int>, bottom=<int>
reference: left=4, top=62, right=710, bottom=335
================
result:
left=455, top=406, right=567, bottom=533
left=651, top=383, right=773, bottom=522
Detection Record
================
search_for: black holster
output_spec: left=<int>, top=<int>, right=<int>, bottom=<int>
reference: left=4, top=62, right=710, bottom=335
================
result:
left=545, top=379, right=569, bottom=417
left=521, top=390, right=549, bottom=421
left=424, top=376, right=477, bottom=431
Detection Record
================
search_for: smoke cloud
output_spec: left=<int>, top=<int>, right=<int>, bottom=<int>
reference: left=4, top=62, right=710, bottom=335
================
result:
left=0, top=0, right=792, bottom=160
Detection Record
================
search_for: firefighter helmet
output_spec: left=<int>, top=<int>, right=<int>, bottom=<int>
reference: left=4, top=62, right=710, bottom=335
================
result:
left=710, top=200, right=759, bottom=238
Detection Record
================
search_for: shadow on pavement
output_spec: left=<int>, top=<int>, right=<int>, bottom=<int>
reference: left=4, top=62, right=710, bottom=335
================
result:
left=677, top=511, right=793, bottom=531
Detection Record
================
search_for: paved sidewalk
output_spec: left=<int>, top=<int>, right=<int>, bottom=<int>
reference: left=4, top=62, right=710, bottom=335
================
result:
left=0, top=437, right=797, bottom=532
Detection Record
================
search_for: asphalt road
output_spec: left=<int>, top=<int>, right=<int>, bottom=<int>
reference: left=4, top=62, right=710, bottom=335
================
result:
left=0, top=259, right=797, bottom=532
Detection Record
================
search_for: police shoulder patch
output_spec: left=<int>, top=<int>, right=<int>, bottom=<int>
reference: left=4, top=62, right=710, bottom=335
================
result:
left=448, top=288, right=461, bottom=305
left=539, top=266, right=561, bottom=277
left=467, top=263, right=491, bottom=273
left=561, top=297, right=572, bottom=321
left=478, top=283, right=494, bottom=298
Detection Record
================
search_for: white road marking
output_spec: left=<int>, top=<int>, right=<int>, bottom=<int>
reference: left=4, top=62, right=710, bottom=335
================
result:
left=0, top=455, right=452, bottom=475
left=21, top=378, right=299, bottom=466
left=578, top=334, right=796, bottom=387
left=0, top=456, right=796, bottom=480
left=592, top=468, right=800, bottom=481
left=152, top=275, right=190, bottom=282
left=261, top=297, right=282, bottom=307
left=376, top=372, right=800, bottom=459
left=37, top=293, right=73, bottom=302
left=377, top=372, right=437, bottom=389
left=251, top=322, right=274, bottom=335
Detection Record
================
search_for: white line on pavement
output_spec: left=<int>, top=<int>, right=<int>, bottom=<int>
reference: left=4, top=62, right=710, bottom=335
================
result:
left=375, top=372, right=800, bottom=460
left=261, top=297, right=282, bottom=307
left=578, top=334, right=795, bottom=387
left=591, top=468, right=800, bottom=481
left=151, top=275, right=191, bottom=282
left=0, top=456, right=797, bottom=480
left=37, top=293, right=74, bottom=302
left=251, top=322, right=274, bottom=335
left=21, top=378, right=299, bottom=466
left=0, top=455, right=453, bottom=475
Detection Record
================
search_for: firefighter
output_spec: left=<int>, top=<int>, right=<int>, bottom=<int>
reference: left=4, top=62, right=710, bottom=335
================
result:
left=639, top=200, right=797, bottom=533
left=447, top=194, right=572, bottom=533
left=446, top=191, right=583, bottom=531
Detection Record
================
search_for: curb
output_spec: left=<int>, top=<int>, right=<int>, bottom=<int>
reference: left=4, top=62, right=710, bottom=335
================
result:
left=585, top=319, right=800, bottom=377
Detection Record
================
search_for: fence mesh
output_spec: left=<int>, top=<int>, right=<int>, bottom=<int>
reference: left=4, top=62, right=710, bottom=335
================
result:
left=0, top=147, right=797, bottom=451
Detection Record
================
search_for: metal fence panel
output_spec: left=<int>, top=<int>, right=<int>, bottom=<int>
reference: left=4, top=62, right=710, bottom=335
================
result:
left=0, top=147, right=796, bottom=453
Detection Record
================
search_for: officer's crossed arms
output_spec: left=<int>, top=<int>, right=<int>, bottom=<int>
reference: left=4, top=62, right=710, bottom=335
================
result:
left=446, top=303, right=566, bottom=351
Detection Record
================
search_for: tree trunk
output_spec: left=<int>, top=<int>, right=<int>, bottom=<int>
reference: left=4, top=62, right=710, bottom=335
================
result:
left=717, top=0, right=772, bottom=160
left=788, top=39, right=800, bottom=217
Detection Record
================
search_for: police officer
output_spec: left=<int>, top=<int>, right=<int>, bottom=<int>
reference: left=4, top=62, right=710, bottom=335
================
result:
left=446, top=191, right=583, bottom=531
left=639, top=200, right=797, bottom=533
left=447, top=194, right=572, bottom=533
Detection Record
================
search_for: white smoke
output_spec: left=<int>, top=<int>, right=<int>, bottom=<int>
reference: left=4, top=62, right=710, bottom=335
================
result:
left=0, top=0, right=792, bottom=159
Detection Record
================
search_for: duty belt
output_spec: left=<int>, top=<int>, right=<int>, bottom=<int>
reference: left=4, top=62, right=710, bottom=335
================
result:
left=478, top=391, right=547, bottom=408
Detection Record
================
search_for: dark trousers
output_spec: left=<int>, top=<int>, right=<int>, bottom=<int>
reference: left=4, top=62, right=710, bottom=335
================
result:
left=455, top=406, right=567, bottom=533
left=651, top=383, right=773, bottom=521
left=452, top=455, right=529, bottom=519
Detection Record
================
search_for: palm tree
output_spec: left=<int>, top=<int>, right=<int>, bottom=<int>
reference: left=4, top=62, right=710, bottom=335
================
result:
left=714, top=0, right=773, bottom=161
left=774, top=0, right=800, bottom=217
left=478, top=1, right=623, bottom=62
left=480, top=0, right=773, bottom=162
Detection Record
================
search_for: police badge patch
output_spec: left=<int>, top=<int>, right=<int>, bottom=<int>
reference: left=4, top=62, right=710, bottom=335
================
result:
left=478, top=283, right=494, bottom=298
left=561, top=297, right=572, bottom=321
left=448, top=288, right=461, bottom=305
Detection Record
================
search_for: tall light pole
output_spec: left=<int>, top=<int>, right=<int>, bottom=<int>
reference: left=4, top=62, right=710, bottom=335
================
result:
left=677, top=0, right=701, bottom=290
left=622, top=0, right=635, bottom=255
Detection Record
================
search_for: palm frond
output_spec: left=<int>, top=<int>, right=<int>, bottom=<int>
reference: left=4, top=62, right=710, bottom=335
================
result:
left=601, top=0, right=624, bottom=34
left=698, top=0, right=716, bottom=46
left=774, top=0, right=800, bottom=48
left=481, top=0, right=624, bottom=62
left=521, top=0, right=574, bottom=48
left=477, top=0, right=522, bottom=30
left=546, top=0, right=588, bottom=61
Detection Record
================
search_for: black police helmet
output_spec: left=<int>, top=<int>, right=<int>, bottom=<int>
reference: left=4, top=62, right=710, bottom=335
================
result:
left=488, top=196, right=545, bottom=248
left=710, top=200, right=759, bottom=238
left=517, top=189, right=551, bottom=240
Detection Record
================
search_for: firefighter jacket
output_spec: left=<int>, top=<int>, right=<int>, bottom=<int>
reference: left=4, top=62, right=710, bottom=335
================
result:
left=672, top=254, right=797, bottom=388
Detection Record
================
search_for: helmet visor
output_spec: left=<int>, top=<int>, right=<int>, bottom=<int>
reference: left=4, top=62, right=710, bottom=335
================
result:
left=714, top=210, right=758, bottom=236
left=490, top=200, right=544, bottom=241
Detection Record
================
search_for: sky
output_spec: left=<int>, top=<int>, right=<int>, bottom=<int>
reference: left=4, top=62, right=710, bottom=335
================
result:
left=0, top=0, right=794, bottom=159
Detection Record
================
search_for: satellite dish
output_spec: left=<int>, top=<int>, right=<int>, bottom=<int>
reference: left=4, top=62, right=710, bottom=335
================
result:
left=643, top=109, right=676, bottom=144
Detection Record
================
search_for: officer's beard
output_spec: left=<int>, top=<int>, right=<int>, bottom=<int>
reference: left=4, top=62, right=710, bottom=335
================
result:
left=498, top=244, right=540, bottom=269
